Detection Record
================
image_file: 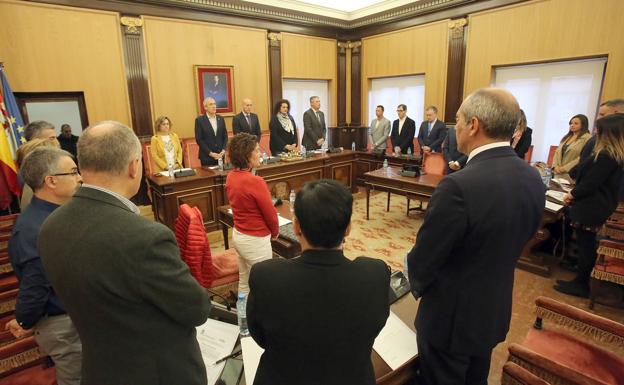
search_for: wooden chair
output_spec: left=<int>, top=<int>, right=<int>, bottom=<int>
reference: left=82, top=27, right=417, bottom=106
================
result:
left=406, top=152, right=445, bottom=215
left=140, top=142, right=158, bottom=177
left=547, top=145, right=557, bottom=167
left=502, top=362, right=550, bottom=385
left=525, top=145, right=534, bottom=163
left=181, top=138, right=202, bottom=169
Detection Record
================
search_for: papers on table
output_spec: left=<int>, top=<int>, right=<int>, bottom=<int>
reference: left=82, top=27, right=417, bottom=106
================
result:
left=196, top=319, right=240, bottom=385
left=278, top=215, right=292, bottom=227
left=373, top=311, right=418, bottom=370
left=241, top=336, right=264, bottom=385
left=552, top=177, right=570, bottom=186
left=545, top=200, right=564, bottom=213
left=156, top=167, right=194, bottom=177
left=546, top=190, right=567, bottom=203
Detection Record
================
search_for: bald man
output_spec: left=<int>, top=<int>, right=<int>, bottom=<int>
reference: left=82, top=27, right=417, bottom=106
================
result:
left=232, top=98, right=262, bottom=142
left=407, top=88, right=544, bottom=385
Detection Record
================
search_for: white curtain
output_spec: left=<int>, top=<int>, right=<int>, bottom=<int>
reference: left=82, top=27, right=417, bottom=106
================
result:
left=494, top=58, right=606, bottom=162
left=368, top=75, right=426, bottom=137
left=282, top=79, right=329, bottom=147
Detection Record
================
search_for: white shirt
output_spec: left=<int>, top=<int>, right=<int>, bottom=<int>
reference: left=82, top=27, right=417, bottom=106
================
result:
left=398, top=117, right=406, bottom=135
left=81, top=184, right=140, bottom=215
left=467, top=142, right=510, bottom=163
left=206, top=114, right=218, bottom=135
left=161, top=135, right=175, bottom=167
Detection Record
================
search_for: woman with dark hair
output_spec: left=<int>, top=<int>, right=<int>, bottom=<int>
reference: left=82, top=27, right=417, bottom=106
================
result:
left=555, top=113, right=624, bottom=297
left=225, top=133, right=279, bottom=295
left=150, top=116, right=183, bottom=172
left=552, top=114, right=591, bottom=182
left=269, top=99, right=298, bottom=156
left=510, top=109, right=533, bottom=159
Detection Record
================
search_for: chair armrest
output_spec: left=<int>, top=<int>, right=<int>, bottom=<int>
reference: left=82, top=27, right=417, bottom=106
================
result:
left=502, top=362, right=549, bottom=385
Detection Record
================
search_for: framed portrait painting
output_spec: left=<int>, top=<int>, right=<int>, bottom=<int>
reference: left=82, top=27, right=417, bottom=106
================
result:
left=195, top=65, right=235, bottom=115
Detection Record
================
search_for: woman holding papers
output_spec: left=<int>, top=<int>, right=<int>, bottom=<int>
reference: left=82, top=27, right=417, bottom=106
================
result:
left=150, top=116, right=183, bottom=172
left=551, top=114, right=592, bottom=182
left=226, top=133, right=279, bottom=295
left=555, top=114, right=624, bottom=297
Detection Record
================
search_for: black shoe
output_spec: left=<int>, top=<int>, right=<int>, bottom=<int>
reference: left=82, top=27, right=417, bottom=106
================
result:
left=559, top=258, right=578, bottom=272
left=556, top=279, right=575, bottom=287
left=554, top=282, right=589, bottom=298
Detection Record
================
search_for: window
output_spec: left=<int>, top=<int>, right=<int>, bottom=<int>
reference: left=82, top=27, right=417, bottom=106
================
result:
left=494, top=58, right=606, bottom=162
left=368, top=75, right=425, bottom=137
left=282, top=79, right=329, bottom=147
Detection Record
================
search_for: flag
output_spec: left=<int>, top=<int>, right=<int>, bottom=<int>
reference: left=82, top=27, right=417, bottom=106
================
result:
left=0, top=65, right=23, bottom=209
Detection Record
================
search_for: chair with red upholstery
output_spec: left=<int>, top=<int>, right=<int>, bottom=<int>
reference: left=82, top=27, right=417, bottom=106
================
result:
left=140, top=142, right=158, bottom=177
left=405, top=152, right=446, bottom=215
left=0, top=336, right=56, bottom=384
left=259, top=132, right=271, bottom=156
left=507, top=296, right=624, bottom=385
left=174, top=204, right=239, bottom=299
left=181, top=138, right=202, bottom=169
left=502, top=362, right=551, bottom=385
left=589, top=238, right=624, bottom=309
left=524, top=145, right=534, bottom=163
left=547, top=145, right=557, bottom=167
left=0, top=214, right=19, bottom=235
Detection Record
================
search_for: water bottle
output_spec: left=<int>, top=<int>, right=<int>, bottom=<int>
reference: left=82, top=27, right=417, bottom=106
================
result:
left=351, top=141, right=356, bottom=151
left=289, top=189, right=296, bottom=212
left=542, top=167, right=552, bottom=187
left=407, top=147, right=412, bottom=157
left=383, top=159, right=388, bottom=169
left=262, top=151, right=268, bottom=164
left=167, top=161, right=174, bottom=179
left=301, top=145, right=307, bottom=158
left=218, top=156, right=224, bottom=171
left=403, top=254, right=409, bottom=282
left=237, top=293, right=249, bottom=336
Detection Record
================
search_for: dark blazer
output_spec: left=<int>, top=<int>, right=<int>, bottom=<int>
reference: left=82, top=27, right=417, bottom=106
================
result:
left=441, top=127, right=467, bottom=173
left=232, top=112, right=262, bottom=142
left=569, top=152, right=623, bottom=226
left=247, top=250, right=390, bottom=385
left=511, top=127, right=533, bottom=159
left=407, top=146, right=544, bottom=355
left=417, top=119, right=447, bottom=152
left=269, top=114, right=298, bottom=156
left=390, top=117, right=416, bottom=154
left=301, top=108, right=326, bottom=150
left=38, top=187, right=212, bottom=385
left=195, top=114, right=228, bottom=166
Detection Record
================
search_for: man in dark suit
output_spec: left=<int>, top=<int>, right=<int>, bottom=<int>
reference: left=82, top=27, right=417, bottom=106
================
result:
left=232, top=98, right=262, bottom=142
left=301, top=96, right=326, bottom=150
left=407, top=88, right=545, bottom=385
left=417, top=105, right=447, bottom=153
left=441, top=126, right=467, bottom=173
left=195, top=97, right=228, bottom=166
left=390, top=104, right=416, bottom=154
left=38, top=121, right=212, bottom=385
left=247, top=179, right=390, bottom=385
left=57, top=124, right=79, bottom=158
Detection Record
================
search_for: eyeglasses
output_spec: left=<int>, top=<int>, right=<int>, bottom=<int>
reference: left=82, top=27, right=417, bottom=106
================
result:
left=50, top=170, right=80, bottom=177
left=396, top=110, right=404, bottom=112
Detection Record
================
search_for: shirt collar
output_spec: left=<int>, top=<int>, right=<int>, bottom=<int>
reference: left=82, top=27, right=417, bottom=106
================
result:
left=29, top=195, right=60, bottom=212
left=81, top=184, right=140, bottom=215
left=467, top=141, right=510, bottom=163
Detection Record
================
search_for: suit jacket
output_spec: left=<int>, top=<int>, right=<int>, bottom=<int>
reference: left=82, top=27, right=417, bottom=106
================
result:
left=552, top=132, right=592, bottom=181
left=441, top=127, right=467, bottom=173
left=150, top=132, right=183, bottom=172
left=417, top=119, right=447, bottom=152
left=248, top=250, right=390, bottom=385
left=301, top=108, right=326, bottom=150
left=370, top=117, right=391, bottom=150
left=269, top=114, right=298, bottom=156
left=38, top=187, right=212, bottom=385
left=511, top=127, right=533, bottom=159
left=407, top=146, right=544, bottom=355
left=194, top=114, right=228, bottom=166
left=232, top=112, right=262, bottom=142
left=390, top=117, right=416, bottom=154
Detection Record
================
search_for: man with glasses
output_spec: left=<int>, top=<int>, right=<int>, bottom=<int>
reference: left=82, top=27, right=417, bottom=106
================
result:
left=7, top=147, right=83, bottom=385
left=390, top=104, right=416, bottom=155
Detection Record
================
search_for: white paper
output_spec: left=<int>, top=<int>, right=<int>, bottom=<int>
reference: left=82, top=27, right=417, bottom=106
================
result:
left=278, top=215, right=292, bottom=226
left=157, top=167, right=194, bottom=176
left=196, top=319, right=241, bottom=385
left=241, top=336, right=264, bottom=385
left=552, top=177, right=570, bottom=185
left=545, top=200, right=564, bottom=213
left=227, top=208, right=233, bottom=214
left=546, top=190, right=566, bottom=203
left=373, top=311, right=418, bottom=370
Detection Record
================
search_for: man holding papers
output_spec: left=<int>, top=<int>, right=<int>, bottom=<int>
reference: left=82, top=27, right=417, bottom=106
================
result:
left=247, top=179, right=390, bottom=385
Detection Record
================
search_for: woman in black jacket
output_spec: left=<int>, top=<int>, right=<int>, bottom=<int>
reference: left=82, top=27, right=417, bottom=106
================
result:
left=555, top=113, right=624, bottom=297
left=510, top=109, right=532, bottom=159
left=269, top=99, right=298, bottom=156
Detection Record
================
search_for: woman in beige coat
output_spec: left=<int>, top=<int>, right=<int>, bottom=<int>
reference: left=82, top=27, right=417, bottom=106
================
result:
left=552, top=114, right=591, bottom=182
left=150, top=116, right=183, bottom=172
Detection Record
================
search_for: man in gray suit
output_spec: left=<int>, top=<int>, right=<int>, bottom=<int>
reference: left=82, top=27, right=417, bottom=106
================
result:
left=38, top=121, right=212, bottom=385
left=369, top=105, right=391, bottom=151
left=302, top=96, right=326, bottom=150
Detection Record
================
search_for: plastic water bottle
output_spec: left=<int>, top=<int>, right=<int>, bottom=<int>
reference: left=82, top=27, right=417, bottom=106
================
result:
left=351, top=141, right=356, bottom=151
left=237, top=293, right=249, bottom=336
left=383, top=158, right=390, bottom=175
left=403, top=254, right=409, bottom=282
left=542, top=167, right=552, bottom=187
left=407, top=147, right=412, bottom=157
left=289, top=189, right=296, bottom=212
left=218, top=157, right=224, bottom=171
left=261, top=151, right=268, bottom=164
left=167, top=161, right=174, bottom=178
left=301, top=145, right=307, bottom=158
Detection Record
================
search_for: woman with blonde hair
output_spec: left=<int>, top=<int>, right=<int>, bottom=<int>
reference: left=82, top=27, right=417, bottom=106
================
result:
left=150, top=116, right=183, bottom=172
left=551, top=114, right=591, bottom=181
left=555, top=113, right=624, bottom=297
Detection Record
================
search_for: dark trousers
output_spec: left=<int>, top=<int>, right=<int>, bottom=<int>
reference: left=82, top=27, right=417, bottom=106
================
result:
left=417, top=334, right=492, bottom=385
left=200, top=157, right=218, bottom=166
left=575, top=227, right=598, bottom=283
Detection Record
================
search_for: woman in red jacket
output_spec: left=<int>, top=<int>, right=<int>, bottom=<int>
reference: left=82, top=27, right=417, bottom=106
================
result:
left=226, top=133, right=279, bottom=295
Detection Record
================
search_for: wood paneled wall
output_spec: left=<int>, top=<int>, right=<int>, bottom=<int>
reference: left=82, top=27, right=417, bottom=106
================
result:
left=281, top=33, right=337, bottom=126
left=143, top=16, right=270, bottom=138
left=0, top=0, right=131, bottom=126
left=360, top=21, right=449, bottom=126
left=465, top=0, right=624, bottom=101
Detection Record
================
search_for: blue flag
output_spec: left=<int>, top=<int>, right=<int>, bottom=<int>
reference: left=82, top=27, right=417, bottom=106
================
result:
left=0, top=65, right=26, bottom=152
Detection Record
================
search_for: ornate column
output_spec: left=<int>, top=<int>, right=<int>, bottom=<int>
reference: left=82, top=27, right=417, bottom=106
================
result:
left=337, top=41, right=348, bottom=126
left=349, top=41, right=362, bottom=126
left=444, top=18, right=468, bottom=123
left=268, top=32, right=283, bottom=112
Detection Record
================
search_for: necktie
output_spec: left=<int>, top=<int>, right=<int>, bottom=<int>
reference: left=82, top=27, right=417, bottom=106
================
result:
left=428, top=122, right=432, bottom=137
left=245, top=114, right=251, bottom=127
left=316, top=111, right=321, bottom=123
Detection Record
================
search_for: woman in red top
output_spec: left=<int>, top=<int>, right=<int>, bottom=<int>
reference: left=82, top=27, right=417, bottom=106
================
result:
left=226, top=133, right=279, bottom=295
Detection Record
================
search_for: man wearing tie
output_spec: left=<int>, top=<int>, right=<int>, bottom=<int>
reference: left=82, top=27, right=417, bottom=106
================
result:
left=195, top=97, right=228, bottom=166
left=369, top=105, right=391, bottom=151
left=390, top=104, right=416, bottom=154
left=302, top=96, right=326, bottom=150
left=417, top=106, right=447, bottom=153
left=232, top=98, right=262, bottom=142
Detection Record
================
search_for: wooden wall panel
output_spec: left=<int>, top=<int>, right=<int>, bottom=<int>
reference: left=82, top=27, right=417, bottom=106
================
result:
left=464, top=0, right=624, bottom=101
left=0, top=0, right=131, bottom=126
left=361, top=20, right=449, bottom=126
left=281, top=33, right=337, bottom=126
left=143, top=16, right=270, bottom=138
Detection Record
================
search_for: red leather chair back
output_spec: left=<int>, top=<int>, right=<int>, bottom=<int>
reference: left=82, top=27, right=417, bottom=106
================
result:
left=524, top=145, right=534, bottom=163
left=174, top=204, right=215, bottom=287
left=182, top=138, right=202, bottom=169
left=423, top=152, right=446, bottom=175
left=141, top=142, right=158, bottom=176
left=547, top=145, right=557, bottom=167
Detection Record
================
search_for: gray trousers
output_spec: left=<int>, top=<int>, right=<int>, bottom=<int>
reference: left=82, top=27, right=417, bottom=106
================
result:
left=34, top=314, right=82, bottom=385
